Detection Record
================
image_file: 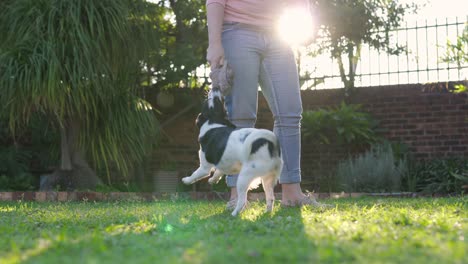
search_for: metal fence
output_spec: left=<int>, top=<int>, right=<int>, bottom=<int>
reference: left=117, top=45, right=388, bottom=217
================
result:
left=301, top=16, right=468, bottom=89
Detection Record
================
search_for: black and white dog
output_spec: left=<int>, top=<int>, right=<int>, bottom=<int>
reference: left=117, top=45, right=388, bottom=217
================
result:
left=182, top=88, right=283, bottom=216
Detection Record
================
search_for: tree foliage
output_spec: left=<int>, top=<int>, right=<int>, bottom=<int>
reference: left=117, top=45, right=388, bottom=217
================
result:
left=442, top=23, right=468, bottom=68
left=310, top=0, right=416, bottom=93
left=138, top=0, right=208, bottom=90
left=442, top=23, right=468, bottom=93
left=0, top=0, right=160, bottom=187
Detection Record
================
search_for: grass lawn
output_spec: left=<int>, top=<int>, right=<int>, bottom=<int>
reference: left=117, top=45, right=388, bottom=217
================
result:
left=0, top=197, right=466, bottom=263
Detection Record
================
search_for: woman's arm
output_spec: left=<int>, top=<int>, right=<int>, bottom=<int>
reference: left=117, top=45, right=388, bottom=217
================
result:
left=206, top=1, right=226, bottom=69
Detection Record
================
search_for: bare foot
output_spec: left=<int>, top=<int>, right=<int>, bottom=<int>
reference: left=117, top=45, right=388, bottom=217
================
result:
left=281, top=183, right=330, bottom=207
left=226, top=187, right=238, bottom=210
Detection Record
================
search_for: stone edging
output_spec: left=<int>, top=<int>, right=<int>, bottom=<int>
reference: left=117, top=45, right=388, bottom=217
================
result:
left=0, top=191, right=449, bottom=202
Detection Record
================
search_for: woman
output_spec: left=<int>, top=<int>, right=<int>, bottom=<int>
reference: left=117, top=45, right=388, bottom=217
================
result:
left=206, top=0, right=323, bottom=208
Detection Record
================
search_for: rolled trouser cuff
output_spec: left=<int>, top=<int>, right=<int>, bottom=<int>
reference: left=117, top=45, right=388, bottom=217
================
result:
left=226, top=175, right=238, bottom=188
left=278, top=170, right=301, bottom=184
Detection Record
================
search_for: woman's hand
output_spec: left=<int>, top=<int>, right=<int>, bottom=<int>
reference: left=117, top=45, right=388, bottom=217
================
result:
left=207, top=42, right=225, bottom=69
left=206, top=2, right=225, bottom=68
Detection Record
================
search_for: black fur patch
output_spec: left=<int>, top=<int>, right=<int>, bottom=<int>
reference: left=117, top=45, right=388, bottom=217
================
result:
left=250, top=138, right=280, bottom=158
left=239, top=131, right=251, bottom=143
left=199, top=126, right=236, bottom=165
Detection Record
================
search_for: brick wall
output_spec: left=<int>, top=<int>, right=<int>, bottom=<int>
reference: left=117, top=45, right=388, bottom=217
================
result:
left=150, top=84, right=468, bottom=191
left=300, top=84, right=468, bottom=159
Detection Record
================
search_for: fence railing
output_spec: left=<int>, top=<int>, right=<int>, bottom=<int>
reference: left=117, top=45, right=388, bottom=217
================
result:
left=191, top=16, right=467, bottom=90
left=300, top=16, right=468, bottom=89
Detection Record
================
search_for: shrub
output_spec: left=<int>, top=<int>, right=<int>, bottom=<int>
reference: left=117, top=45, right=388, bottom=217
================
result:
left=302, top=102, right=380, bottom=149
left=336, top=143, right=407, bottom=193
left=0, top=173, right=36, bottom=191
left=0, top=113, right=59, bottom=190
left=0, top=146, right=31, bottom=177
left=406, top=158, right=468, bottom=194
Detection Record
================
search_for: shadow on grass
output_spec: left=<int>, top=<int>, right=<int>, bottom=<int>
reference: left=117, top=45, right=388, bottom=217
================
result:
left=2, top=200, right=330, bottom=263
left=3, top=197, right=466, bottom=263
left=0, top=198, right=403, bottom=263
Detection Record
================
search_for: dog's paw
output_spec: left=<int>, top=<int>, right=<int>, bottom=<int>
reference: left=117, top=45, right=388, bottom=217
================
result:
left=208, top=177, right=220, bottom=185
left=181, top=177, right=193, bottom=185
left=231, top=206, right=243, bottom=217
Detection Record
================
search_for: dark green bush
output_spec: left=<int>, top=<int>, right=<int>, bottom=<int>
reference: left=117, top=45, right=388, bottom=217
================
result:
left=405, top=158, right=468, bottom=194
left=0, top=113, right=59, bottom=190
left=302, top=102, right=380, bottom=148
left=0, top=173, right=36, bottom=191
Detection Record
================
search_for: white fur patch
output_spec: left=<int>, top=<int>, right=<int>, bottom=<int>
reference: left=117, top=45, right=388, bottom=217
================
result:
left=184, top=124, right=282, bottom=216
left=183, top=96, right=282, bottom=216
left=207, top=89, right=223, bottom=109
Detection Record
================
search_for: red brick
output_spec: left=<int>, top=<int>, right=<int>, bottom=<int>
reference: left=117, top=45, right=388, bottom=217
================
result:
left=57, top=192, right=68, bottom=202
left=451, top=146, right=467, bottom=152
left=46, top=192, right=58, bottom=201
left=0, top=192, right=13, bottom=201
left=35, top=192, right=46, bottom=202
left=67, top=192, right=77, bottom=201
left=12, top=192, right=33, bottom=201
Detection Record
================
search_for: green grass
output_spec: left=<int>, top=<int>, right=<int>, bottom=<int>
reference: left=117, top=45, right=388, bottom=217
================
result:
left=0, top=197, right=466, bottom=263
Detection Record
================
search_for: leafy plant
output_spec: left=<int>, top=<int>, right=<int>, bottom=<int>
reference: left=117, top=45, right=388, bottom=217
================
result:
left=336, top=143, right=407, bottom=193
left=407, top=158, right=468, bottom=194
left=440, top=23, right=467, bottom=93
left=137, top=0, right=209, bottom=90
left=452, top=83, right=467, bottom=93
left=442, top=23, right=468, bottom=69
left=0, top=146, right=31, bottom=177
left=0, top=0, right=159, bottom=189
left=302, top=102, right=380, bottom=148
left=0, top=173, right=36, bottom=191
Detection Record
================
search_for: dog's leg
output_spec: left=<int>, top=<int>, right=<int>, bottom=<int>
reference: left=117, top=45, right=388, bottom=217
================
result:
left=208, top=169, right=224, bottom=185
left=182, top=151, right=213, bottom=185
left=262, top=173, right=277, bottom=213
left=232, top=167, right=257, bottom=216
left=182, top=166, right=211, bottom=185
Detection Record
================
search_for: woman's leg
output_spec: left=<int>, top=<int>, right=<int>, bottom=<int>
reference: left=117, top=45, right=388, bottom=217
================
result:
left=259, top=36, right=302, bottom=185
left=258, top=33, right=322, bottom=205
left=221, top=24, right=262, bottom=199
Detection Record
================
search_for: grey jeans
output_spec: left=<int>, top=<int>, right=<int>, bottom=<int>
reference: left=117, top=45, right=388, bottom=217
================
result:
left=222, top=22, right=303, bottom=187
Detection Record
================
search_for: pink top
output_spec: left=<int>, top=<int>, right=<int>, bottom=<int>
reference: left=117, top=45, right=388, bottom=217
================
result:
left=206, top=0, right=309, bottom=27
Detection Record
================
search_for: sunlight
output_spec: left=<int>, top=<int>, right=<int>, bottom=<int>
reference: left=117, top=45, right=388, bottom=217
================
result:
left=0, top=238, right=53, bottom=263
left=277, top=7, right=314, bottom=46
left=105, top=221, right=156, bottom=235
left=0, top=206, right=16, bottom=212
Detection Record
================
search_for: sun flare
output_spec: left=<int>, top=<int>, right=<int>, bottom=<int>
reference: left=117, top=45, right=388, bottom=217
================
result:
left=278, top=7, right=314, bottom=46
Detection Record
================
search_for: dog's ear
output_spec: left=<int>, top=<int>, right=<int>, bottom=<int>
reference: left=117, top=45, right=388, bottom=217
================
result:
left=211, top=96, right=236, bottom=128
left=223, top=118, right=236, bottom=128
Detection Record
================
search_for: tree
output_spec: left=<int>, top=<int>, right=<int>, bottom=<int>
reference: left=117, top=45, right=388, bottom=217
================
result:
left=138, top=0, right=209, bottom=90
left=442, top=23, right=468, bottom=93
left=0, top=0, right=159, bottom=189
left=443, top=23, right=468, bottom=68
left=310, top=0, right=416, bottom=95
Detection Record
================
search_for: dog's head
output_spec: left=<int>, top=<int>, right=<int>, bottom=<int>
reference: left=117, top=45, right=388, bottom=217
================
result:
left=196, top=88, right=236, bottom=129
